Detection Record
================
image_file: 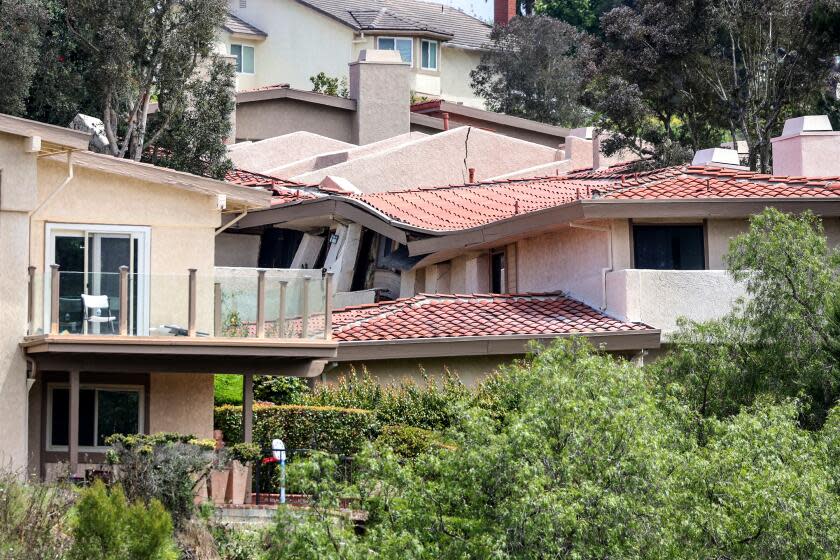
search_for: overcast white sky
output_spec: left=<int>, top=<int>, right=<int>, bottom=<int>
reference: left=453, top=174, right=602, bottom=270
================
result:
left=438, top=0, right=494, bottom=22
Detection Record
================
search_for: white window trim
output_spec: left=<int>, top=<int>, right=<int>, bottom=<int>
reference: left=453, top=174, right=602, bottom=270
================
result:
left=376, top=36, right=414, bottom=67
left=420, top=39, right=439, bottom=71
left=44, top=223, right=151, bottom=336
left=230, top=43, right=255, bottom=75
left=45, top=383, right=146, bottom=453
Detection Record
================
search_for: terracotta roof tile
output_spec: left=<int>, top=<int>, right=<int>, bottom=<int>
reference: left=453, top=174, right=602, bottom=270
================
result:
left=349, top=165, right=840, bottom=232
left=225, top=168, right=320, bottom=204
left=330, top=293, right=652, bottom=341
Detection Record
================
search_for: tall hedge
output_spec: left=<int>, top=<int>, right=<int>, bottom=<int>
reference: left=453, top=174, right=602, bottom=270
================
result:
left=214, top=403, right=378, bottom=456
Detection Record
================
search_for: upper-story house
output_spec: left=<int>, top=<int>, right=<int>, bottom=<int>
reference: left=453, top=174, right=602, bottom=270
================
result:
left=0, top=113, right=338, bottom=481
left=218, top=0, right=514, bottom=108
left=217, top=114, right=840, bottom=385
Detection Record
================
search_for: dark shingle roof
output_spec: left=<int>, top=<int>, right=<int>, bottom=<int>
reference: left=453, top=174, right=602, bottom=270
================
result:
left=223, top=12, right=268, bottom=37
left=294, top=0, right=491, bottom=50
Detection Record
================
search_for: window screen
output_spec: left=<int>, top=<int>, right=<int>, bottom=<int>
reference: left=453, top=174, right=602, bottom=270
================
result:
left=633, top=225, right=705, bottom=270
left=421, top=40, right=438, bottom=70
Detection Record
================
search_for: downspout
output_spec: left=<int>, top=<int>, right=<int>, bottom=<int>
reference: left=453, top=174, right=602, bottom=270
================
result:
left=569, top=222, right=612, bottom=311
left=28, top=151, right=74, bottom=217
left=215, top=210, right=248, bottom=236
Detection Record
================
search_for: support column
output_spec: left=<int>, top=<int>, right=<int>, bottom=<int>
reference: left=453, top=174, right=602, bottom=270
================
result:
left=242, top=372, right=254, bottom=504
left=68, top=369, right=79, bottom=478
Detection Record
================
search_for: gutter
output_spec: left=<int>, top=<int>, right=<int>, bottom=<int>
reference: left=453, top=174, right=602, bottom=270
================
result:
left=334, top=329, right=661, bottom=362
left=569, top=221, right=612, bottom=310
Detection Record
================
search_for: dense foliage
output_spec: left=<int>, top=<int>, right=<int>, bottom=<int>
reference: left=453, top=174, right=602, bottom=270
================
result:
left=652, top=209, right=840, bottom=429
left=69, top=481, right=176, bottom=560
left=214, top=403, right=378, bottom=455
left=2, top=0, right=234, bottom=178
left=105, top=433, right=215, bottom=528
left=269, top=339, right=840, bottom=559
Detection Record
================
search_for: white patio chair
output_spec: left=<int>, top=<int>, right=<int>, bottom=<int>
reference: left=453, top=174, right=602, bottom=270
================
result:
left=81, top=294, right=117, bottom=333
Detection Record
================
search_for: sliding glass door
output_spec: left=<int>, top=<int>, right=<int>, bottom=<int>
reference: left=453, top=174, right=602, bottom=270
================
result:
left=46, top=224, right=150, bottom=335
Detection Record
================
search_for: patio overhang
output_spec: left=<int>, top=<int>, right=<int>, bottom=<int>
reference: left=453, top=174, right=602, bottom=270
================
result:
left=334, top=330, right=661, bottom=362
left=22, top=335, right=337, bottom=376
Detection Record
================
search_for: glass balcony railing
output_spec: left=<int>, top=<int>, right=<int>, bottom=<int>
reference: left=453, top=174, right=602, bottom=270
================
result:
left=27, top=266, right=332, bottom=340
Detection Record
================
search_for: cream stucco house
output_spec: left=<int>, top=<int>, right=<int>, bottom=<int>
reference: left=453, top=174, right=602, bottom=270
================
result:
left=218, top=0, right=508, bottom=108
left=217, top=115, right=840, bottom=386
left=0, top=114, right=337, bottom=480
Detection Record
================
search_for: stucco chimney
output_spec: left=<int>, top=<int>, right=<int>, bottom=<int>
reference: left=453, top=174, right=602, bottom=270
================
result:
left=495, top=0, right=516, bottom=25
left=349, top=50, right=410, bottom=145
left=691, top=147, right=745, bottom=169
left=771, top=115, right=840, bottom=176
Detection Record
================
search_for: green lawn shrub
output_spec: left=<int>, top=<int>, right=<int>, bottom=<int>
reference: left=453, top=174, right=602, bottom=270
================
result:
left=105, top=433, right=215, bottom=528
left=69, top=481, right=176, bottom=560
left=214, top=403, right=377, bottom=455
left=0, top=470, right=73, bottom=559
left=375, top=424, right=454, bottom=459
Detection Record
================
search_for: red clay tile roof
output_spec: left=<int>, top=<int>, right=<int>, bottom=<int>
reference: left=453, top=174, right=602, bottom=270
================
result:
left=331, top=293, right=653, bottom=341
left=225, top=169, right=321, bottom=204
left=349, top=165, right=840, bottom=232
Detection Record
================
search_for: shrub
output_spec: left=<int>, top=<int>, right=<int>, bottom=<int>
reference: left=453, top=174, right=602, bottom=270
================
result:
left=0, top=470, right=73, bottom=560
left=214, top=403, right=377, bottom=456
left=304, top=368, right=471, bottom=431
left=106, top=433, right=215, bottom=528
left=254, top=376, right=309, bottom=404
left=215, top=374, right=243, bottom=406
left=229, top=442, right=262, bottom=464
left=375, top=425, right=454, bottom=459
left=69, top=481, right=177, bottom=560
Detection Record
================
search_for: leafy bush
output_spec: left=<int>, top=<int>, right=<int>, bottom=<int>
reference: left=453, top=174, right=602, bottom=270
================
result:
left=254, top=376, right=309, bottom=404
left=215, top=374, right=243, bottom=406
left=0, top=470, right=73, bottom=560
left=69, top=481, right=176, bottom=560
left=375, top=425, right=454, bottom=459
left=106, top=433, right=215, bottom=528
left=215, top=403, right=377, bottom=456
left=210, top=523, right=267, bottom=560
left=304, top=368, right=471, bottom=431
left=229, top=442, right=262, bottom=464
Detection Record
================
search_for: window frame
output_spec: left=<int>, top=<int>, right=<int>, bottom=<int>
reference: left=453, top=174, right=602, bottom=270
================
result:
left=230, top=43, right=255, bottom=74
left=376, top=36, right=414, bottom=67
left=45, top=383, right=145, bottom=453
left=420, top=39, right=439, bottom=71
left=630, top=221, right=707, bottom=271
left=490, top=248, right=507, bottom=294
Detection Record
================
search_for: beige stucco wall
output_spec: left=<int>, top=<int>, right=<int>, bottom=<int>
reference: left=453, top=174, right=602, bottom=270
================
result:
left=31, top=160, right=220, bottom=333
left=148, top=373, right=215, bottom=438
left=438, top=46, right=484, bottom=109
left=0, top=132, right=39, bottom=472
left=329, top=355, right=514, bottom=388
left=224, top=0, right=356, bottom=92
left=215, top=233, right=261, bottom=267
left=236, top=98, right=354, bottom=143
left=293, top=127, right=558, bottom=192
left=771, top=132, right=840, bottom=177
left=229, top=131, right=353, bottom=173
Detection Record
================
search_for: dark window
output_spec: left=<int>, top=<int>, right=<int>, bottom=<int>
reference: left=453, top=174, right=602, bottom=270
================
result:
left=633, top=225, right=705, bottom=270
left=491, top=250, right=506, bottom=293
left=50, top=387, right=140, bottom=448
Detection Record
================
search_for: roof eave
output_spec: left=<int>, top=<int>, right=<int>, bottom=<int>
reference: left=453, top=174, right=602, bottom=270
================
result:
left=0, top=113, right=90, bottom=150
left=334, top=329, right=661, bottom=361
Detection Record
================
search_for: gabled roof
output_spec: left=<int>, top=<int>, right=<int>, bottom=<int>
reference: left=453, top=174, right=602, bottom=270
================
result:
left=332, top=292, right=653, bottom=342
left=293, top=0, right=491, bottom=50
left=223, top=12, right=267, bottom=37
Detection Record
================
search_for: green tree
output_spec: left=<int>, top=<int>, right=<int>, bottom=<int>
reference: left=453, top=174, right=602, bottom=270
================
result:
left=0, top=0, right=46, bottom=115
left=535, top=0, right=625, bottom=33
left=309, top=72, right=349, bottom=98
left=654, top=209, right=840, bottom=429
left=471, top=15, right=592, bottom=126
left=266, top=339, right=840, bottom=558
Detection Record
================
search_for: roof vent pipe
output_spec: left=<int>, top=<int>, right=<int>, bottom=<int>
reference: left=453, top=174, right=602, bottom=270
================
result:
left=442, top=112, right=450, bottom=131
left=468, top=167, right=476, bottom=183
left=691, top=147, right=746, bottom=169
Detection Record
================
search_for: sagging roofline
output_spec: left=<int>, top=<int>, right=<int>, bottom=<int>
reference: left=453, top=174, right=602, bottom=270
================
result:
left=232, top=192, right=840, bottom=263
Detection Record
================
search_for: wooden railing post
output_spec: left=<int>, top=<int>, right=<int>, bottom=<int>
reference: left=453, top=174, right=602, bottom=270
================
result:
left=301, top=277, right=311, bottom=338
left=324, top=272, right=334, bottom=340
left=27, top=266, right=36, bottom=335
left=188, top=269, right=197, bottom=337
left=278, top=281, right=288, bottom=338
left=50, top=264, right=60, bottom=335
left=214, top=282, right=222, bottom=337
left=256, top=270, right=266, bottom=338
left=68, top=369, right=80, bottom=477
left=118, top=266, right=128, bottom=335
